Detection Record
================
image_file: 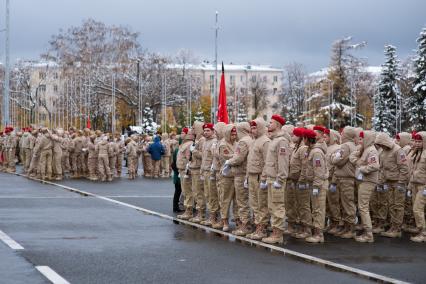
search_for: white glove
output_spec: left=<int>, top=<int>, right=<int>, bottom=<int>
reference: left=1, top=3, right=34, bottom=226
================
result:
left=185, top=163, right=190, bottom=171
left=329, top=183, right=337, bottom=193
left=210, top=164, right=215, bottom=172
left=209, top=175, right=215, bottom=181
left=243, top=178, right=249, bottom=189
left=184, top=174, right=190, bottom=179
left=383, top=184, right=389, bottom=192
left=355, top=169, right=363, bottom=181
left=335, top=150, right=342, bottom=159
left=407, top=190, right=412, bottom=197
left=260, top=181, right=268, bottom=190
left=82, top=148, right=88, bottom=152
left=273, top=181, right=282, bottom=189
left=423, top=189, right=426, bottom=196
left=312, top=188, right=319, bottom=196
left=224, top=160, right=230, bottom=166
left=178, top=173, right=181, bottom=178
left=200, top=175, right=205, bottom=181
left=221, top=164, right=231, bottom=176
left=190, top=145, right=195, bottom=152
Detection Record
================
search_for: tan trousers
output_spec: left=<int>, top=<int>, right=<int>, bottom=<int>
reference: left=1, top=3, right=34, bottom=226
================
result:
left=327, top=182, right=341, bottom=224
left=296, top=184, right=312, bottom=227
left=8, top=148, right=16, bottom=171
left=180, top=170, right=193, bottom=209
left=387, top=182, right=406, bottom=228
left=39, top=149, right=52, bottom=179
left=413, top=184, right=425, bottom=230
left=152, top=160, right=161, bottom=177
left=220, top=176, right=235, bottom=220
left=337, top=178, right=356, bottom=225
left=248, top=174, right=268, bottom=225
left=109, top=156, right=117, bottom=176
left=285, top=180, right=298, bottom=224
left=162, top=157, right=170, bottom=176
left=267, top=179, right=286, bottom=230
left=88, top=157, right=97, bottom=179
left=311, top=180, right=328, bottom=230
left=375, top=190, right=389, bottom=222
left=97, top=155, right=111, bottom=180
left=357, top=181, right=375, bottom=230
left=235, top=175, right=250, bottom=224
left=207, top=172, right=219, bottom=214
left=191, top=170, right=205, bottom=212
left=52, top=151, right=63, bottom=177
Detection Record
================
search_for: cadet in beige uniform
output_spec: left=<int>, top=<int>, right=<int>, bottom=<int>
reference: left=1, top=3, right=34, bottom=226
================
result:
left=375, top=132, right=409, bottom=238
left=325, top=129, right=342, bottom=235
left=188, top=122, right=206, bottom=223
left=218, top=124, right=237, bottom=232
left=331, top=126, right=357, bottom=238
left=199, top=123, right=216, bottom=226
left=302, top=127, right=329, bottom=243
left=409, top=132, right=426, bottom=242
left=176, top=128, right=195, bottom=220
left=349, top=131, right=380, bottom=242
left=246, top=118, right=271, bottom=240
left=226, top=122, right=253, bottom=236
left=262, top=114, right=290, bottom=244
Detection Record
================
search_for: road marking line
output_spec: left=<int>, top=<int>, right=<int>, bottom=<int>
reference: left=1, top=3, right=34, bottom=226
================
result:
left=0, top=196, right=81, bottom=199
left=105, top=195, right=173, bottom=198
left=0, top=230, right=24, bottom=250
left=36, top=266, right=70, bottom=284
left=15, top=173, right=409, bottom=284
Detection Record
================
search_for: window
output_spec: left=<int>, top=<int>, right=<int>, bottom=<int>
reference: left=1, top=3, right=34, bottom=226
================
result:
left=263, top=76, right=267, bottom=82
left=273, top=75, right=278, bottom=83
left=53, top=85, right=58, bottom=92
left=251, top=75, right=256, bottom=83
left=39, top=72, right=46, bottom=80
left=273, top=88, right=277, bottom=95
left=53, top=72, right=59, bottom=79
left=39, top=84, right=46, bottom=93
left=230, top=75, right=235, bottom=86
left=240, top=75, right=244, bottom=82
left=209, top=74, right=215, bottom=95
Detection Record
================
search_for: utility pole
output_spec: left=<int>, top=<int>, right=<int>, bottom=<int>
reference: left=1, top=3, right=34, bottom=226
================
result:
left=213, top=11, right=219, bottom=123
left=2, top=0, right=10, bottom=127
left=112, top=74, right=116, bottom=133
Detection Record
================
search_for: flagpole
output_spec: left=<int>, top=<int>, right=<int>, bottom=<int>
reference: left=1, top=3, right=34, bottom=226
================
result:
left=214, top=11, right=219, bottom=124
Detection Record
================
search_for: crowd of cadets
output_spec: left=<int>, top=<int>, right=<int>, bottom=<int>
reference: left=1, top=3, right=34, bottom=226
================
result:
left=1, top=115, right=425, bottom=245
left=0, top=126, right=177, bottom=182
left=172, top=116, right=426, bottom=244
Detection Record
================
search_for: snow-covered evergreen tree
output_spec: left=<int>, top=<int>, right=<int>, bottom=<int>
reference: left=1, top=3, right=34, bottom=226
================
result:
left=142, top=106, right=157, bottom=134
left=373, top=45, right=400, bottom=135
left=408, top=27, right=426, bottom=131
left=237, top=102, right=248, bottom=122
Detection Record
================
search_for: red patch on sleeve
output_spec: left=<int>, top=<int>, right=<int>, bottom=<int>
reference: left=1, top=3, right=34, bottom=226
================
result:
left=280, top=147, right=286, bottom=155
left=236, top=147, right=240, bottom=154
left=369, top=156, right=376, bottom=164
left=315, top=158, right=321, bottom=167
left=400, top=153, right=406, bottom=162
left=224, top=149, right=229, bottom=155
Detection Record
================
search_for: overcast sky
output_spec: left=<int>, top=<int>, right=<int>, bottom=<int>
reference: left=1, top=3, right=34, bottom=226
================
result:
left=0, top=0, right=425, bottom=71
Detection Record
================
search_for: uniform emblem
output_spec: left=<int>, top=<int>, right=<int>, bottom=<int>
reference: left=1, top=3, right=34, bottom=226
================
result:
left=224, top=149, right=229, bottom=155
left=280, top=147, right=286, bottom=155
left=236, top=147, right=240, bottom=154
left=315, top=158, right=321, bottom=167
left=304, top=152, right=308, bottom=158
left=369, top=156, right=377, bottom=164
left=400, top=153, right=406, bottom=162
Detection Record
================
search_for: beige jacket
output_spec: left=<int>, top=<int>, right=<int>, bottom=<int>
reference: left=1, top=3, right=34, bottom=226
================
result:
left=211, top=122, right=226, bottom=172
left=409, top=131, right=426, bottom=185
left=331, top=126, right=357, bottom=178
left=218, top=124, right=235, bottom=177
left=349, top=130, right=380, bottom=184
left=375, top=132, right=409, bottom=184
left=228, top=122, right=253, bottom=176
left=200, top=135, right=215, bottom=172
left=304, top=141, right=329, bottom=188
left=247, top=118, right=270, bottom=178
left=263, top=128, right=291, bottom=184
left=326, top=130, right=341, bottom=181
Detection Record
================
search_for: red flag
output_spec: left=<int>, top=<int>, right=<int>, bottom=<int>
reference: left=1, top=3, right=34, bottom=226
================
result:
left=217, top=62, right=229, bottom=124
left=86, top=117, right=91, bottom=129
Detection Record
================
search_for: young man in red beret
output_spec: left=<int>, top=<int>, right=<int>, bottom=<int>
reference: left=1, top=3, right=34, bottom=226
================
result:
left=302, top=127, right=329, bottom=243
left=262, top=114, right=290, bottom=244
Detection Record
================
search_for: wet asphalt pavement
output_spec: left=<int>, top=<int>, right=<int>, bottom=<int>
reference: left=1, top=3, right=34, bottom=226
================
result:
left=0, top=171, right=425, bottom=284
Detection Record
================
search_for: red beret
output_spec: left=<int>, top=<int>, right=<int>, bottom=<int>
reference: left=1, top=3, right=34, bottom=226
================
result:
left=231, top=127, right=237, bottom=133
left=395, top=134, right=400, bottom=140
left=304, top=129, right=317, bottom=139
left=182, top=127, right=189, bottom=134
left=293, top=127, right=305, bottom=138
left=324, top=128, right=330, bottom=135
left=202, top=123, right=214, bottom=130
left=359, top=131, right=364, bottom=138
left=414, top=133, right=423, bottom=141
left=313, top=126, right=327, bottom=133
left=411, top=131, right=417, bottom=139
left=271, top=114, right=285, bottom=126
left=249, top=120, right=257, bottom=127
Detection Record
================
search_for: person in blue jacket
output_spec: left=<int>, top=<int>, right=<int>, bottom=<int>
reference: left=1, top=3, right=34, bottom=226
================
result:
left=148, top=135, right=165, bottom=178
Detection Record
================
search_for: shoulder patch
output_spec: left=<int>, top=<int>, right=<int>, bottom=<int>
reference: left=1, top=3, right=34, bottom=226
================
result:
left=279, top=147, right=286, bottom=155
left=369, top=155, right=377, bottom=164
left=224, top=149, right=229, bottom=155
left=400, top=152, right=406, bottom=162
left=315, top=158, right=321, bottom=167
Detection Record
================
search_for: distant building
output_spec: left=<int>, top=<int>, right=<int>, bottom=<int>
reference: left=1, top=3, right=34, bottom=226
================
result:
left=169, top=63, right=284, bottom=120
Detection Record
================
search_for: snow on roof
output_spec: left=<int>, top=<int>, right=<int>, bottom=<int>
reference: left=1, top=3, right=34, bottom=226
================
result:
left=308, top=66, right=382, bottom=81
left=168, top=63, right=283, bottom=72
left=17, top=60, right=59, bottom=68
